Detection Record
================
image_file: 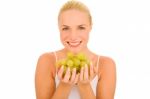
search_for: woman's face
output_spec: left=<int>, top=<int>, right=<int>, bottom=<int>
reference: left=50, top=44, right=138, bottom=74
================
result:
left=58, top=9, right=92, bottom=53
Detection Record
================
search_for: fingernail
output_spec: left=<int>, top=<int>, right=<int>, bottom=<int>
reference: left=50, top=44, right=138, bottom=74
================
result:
left=90, top=61, right=92, bottom=65
left=91, top=62, right=93, bottom=65
left=61, top=66, right=64, bottom=69
left=81, top=67, right=84, bottom=70
left=73, top=68, right=76, bottom=71
left=85, top=64, right=88, bottom=68
left=67, top=67, right=70, bottom=71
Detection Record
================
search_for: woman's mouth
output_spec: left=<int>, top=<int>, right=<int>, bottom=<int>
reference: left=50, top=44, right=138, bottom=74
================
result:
left=67, top=41, right=82, bottom=47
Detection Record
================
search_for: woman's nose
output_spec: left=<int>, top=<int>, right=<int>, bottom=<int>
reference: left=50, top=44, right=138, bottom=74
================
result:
left=70, top=30, right=77, bottom=39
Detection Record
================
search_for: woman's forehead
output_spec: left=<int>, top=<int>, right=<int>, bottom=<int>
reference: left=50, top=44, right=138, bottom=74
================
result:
left=59, top=9, right=90, bottom=25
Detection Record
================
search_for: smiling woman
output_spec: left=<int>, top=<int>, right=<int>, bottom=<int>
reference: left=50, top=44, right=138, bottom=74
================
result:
left=58, top=9, right=91, bottom=53
left=35, top=0, right=116, bottom=99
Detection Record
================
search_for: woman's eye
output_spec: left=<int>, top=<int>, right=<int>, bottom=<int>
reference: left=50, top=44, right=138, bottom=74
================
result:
left=79, top=27, right=85, bottom=30
left=62, top=27, right=69, bottom=31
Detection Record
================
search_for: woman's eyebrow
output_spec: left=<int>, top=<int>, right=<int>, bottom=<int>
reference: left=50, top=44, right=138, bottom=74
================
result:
left=61, top=25, right=69, bottom=27
left=61, top=24, right=87, bottom=27
left=78, top=24, right=87, bottom=27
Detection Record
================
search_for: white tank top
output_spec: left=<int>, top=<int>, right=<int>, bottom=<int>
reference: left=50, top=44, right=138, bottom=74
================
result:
left=53, top=52, right=100, bottom=99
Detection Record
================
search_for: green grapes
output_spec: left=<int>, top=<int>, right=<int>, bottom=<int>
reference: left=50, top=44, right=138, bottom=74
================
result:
left=56, top=52, right=91, bottom=74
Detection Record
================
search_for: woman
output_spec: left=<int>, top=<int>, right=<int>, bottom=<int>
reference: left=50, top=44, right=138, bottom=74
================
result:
left=35, top=1, right=116, bottom=99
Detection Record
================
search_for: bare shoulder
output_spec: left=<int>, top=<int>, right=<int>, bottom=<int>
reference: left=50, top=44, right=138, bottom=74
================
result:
left=36, top=52, right=56, bottom=78
left=99, top=56, right=116, bottom=73
left=37, top=52, right=55, bottom=64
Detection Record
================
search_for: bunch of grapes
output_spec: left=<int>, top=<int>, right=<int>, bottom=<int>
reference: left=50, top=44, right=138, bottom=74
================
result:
left=56, top=52, right=91, bottom=74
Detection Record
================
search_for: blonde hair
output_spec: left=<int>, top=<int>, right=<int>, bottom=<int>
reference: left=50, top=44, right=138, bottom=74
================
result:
left=58, top=0, right=92, bottom=25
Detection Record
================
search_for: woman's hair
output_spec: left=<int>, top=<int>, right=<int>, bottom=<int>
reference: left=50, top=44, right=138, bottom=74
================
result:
left=58, top=0, right=92, bottom=25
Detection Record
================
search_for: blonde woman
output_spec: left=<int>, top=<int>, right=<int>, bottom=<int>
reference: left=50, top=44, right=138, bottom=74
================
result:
left=35, top=1, right=116, bottom=99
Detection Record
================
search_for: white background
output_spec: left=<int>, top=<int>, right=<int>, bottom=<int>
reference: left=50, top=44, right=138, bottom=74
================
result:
left=0, top=0, right=150, bottom=99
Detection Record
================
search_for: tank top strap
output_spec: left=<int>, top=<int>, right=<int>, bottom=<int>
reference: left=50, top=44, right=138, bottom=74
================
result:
left=53, top=51, right=58, bottom=63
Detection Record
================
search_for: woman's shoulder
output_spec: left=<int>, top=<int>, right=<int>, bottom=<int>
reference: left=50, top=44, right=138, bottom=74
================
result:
left=37, top=52, right=55, bottom=63
left=36, top=52, right=56, bottom=77
left=99, top=55, right=115, bottom=65
left=98, top=55, right=116, bottom=73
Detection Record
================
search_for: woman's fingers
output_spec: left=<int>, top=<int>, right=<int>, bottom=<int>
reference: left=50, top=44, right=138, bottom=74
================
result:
left=74, top=73, right=79, bottom=84
left=63, top=67, right=71, bottom=82
left=70, top=68, right=76, bottom=83
left=57, top=64, right=96, bottom=85
left=84, top=65, right=88, bottom=80
left=59, top=67, right=79, bottom=84
left=78, top=65, right=89, bottom=84
left=80, top=67, right=84, bottom=81
left=78, top=62, right=98, bottom=84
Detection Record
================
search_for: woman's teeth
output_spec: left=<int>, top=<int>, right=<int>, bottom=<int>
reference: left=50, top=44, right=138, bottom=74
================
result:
left=67, top=41, right=82, bottom=47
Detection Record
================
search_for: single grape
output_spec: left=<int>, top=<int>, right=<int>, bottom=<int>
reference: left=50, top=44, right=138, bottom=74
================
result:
left=66, top=59, right=74, bottom=67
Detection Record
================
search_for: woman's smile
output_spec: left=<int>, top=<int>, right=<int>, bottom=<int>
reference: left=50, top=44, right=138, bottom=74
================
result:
left=67, top=41, right=82, bottom=47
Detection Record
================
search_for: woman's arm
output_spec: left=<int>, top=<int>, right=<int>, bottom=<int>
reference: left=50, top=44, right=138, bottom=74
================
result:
left=96, top=56, right=116, bottom=99
left=35, top=53, right=56, bottom=99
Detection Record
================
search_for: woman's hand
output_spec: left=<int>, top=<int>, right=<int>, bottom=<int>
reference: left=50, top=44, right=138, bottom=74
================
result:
left=57, top=66, right=79, bottom=85
left=57, top=62, right=98, bottom=85
left=78, top=62, right=98, bottom=84
left=76, top=63, right=97, bottom=99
